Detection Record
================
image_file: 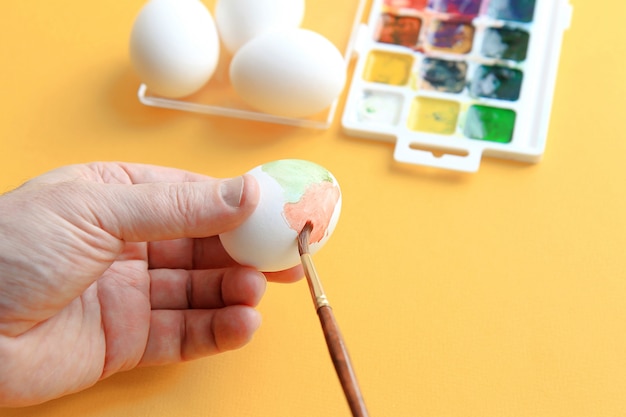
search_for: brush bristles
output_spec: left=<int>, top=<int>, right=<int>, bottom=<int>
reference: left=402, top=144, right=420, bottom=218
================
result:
left=298, top=221, right=313, bottom=256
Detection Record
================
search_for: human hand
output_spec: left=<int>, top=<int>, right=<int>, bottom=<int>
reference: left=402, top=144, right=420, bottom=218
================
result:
left=0, top=162, right=303, bottom=407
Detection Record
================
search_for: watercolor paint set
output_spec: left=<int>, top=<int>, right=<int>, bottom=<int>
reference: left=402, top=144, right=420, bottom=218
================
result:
left=341, top=0, right=573, bottom=172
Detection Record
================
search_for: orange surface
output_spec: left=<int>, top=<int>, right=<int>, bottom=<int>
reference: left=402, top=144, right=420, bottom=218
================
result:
left=2, top=1, right=626, bottom=416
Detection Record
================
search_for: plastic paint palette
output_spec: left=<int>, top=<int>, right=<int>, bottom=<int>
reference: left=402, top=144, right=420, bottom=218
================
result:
left=341, top=0, right=573, bottom=172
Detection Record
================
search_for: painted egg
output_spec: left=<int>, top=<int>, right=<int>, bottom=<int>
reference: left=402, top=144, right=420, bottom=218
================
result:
left=215, top=0, right=305, bottom=54
left=229, top=28, right=347, bottom=118
left=219, top=159, right=342, bottom=272
left=129, top=0, right=220, bottom=98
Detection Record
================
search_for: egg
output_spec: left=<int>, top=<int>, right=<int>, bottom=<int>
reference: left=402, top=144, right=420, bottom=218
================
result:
left=215, top=0, right=305, bottom=54
left=129, top=0, right=220, bottom=98
left=219, top=159, right=342, bottom=272
left=229, top=28, right=347, bottom=118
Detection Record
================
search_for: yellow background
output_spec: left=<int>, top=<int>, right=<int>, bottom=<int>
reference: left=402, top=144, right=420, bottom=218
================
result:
left=2, top=1, right=626, bottom=416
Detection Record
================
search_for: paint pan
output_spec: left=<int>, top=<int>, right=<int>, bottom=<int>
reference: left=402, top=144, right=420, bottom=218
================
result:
left=341, top=0, right=573, bottom=172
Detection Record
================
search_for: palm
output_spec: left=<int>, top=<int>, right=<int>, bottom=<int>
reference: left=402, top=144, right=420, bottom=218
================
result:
left=9, top=233, right=154, bottom=397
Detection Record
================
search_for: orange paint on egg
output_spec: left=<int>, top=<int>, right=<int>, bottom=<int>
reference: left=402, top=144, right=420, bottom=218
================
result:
left=283, top=181, right=341, bottom=243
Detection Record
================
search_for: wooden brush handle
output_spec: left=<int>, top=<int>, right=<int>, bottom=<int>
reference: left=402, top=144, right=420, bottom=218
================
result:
left=317, top=305, right=369, bottom=417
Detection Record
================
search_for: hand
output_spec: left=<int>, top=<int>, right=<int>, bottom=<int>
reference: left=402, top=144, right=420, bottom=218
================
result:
left=0, top=162, right=303, bottom=407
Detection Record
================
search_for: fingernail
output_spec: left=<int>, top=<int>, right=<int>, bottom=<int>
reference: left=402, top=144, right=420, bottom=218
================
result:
left=221, top=176, right=244, bottom=207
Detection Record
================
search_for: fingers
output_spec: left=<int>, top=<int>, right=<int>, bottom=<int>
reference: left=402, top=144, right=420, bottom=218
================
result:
left=88, top=174, right=260, bottom=242
left=140, top=265, right=300, bottom=366
left=147, top=237, right=236, bottom=270
left=142, top=266, right=267, bottom=366
left=147, top=238, right=305, bottom=282
left=149, top=267, right=267, bottom=310
left=140, top=306, right=262, bottom=366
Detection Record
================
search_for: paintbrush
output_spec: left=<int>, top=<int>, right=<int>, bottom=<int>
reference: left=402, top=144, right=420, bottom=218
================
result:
left=297, top=222, right=369, bottom=417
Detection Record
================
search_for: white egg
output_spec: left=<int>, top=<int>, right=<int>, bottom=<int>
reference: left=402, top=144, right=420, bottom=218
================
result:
left=219, top=159, right=342, bottom=272
left=230, top=29, right=347, bottom=118
left=129, top=0, right=220, bottom=98
left=215, top=0, right=305, bottom=54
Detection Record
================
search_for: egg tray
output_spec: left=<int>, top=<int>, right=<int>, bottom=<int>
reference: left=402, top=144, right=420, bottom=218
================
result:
left=137, top=0, right=367, bottom=129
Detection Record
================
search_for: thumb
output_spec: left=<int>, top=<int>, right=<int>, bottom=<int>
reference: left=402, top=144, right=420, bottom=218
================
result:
left=90, top=175, right=259, bottom=242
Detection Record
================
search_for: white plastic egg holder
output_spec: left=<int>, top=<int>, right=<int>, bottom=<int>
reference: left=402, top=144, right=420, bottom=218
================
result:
left=137, top=0, right=367, bottom=129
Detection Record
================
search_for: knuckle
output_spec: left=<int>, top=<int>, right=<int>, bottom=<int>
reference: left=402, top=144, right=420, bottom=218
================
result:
left=170, top=183, right=201, bottom=228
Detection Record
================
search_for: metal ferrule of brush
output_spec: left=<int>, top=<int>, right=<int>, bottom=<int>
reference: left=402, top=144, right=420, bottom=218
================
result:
left=300, top=253, right=330, bottom=309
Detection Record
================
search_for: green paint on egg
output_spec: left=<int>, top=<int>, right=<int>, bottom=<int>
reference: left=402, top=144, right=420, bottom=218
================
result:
left=262, top=160, right=333, bottom=203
